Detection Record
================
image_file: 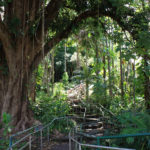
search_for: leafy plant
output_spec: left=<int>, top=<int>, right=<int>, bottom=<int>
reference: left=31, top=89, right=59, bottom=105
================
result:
left=62, top=72, right=69, bottom=87
left=32, top=83, right=70, bottom=124
left=0, top=113, right=12, bottom=149
left=115, top=111, right=150, bottom=149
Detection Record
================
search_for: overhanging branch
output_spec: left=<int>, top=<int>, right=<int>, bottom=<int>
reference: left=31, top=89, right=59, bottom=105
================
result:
left=30, top=3, right=143, bottom=73
left=30, top=10, right=98, bottom=72
left=36, top=0, right=64, bottom=38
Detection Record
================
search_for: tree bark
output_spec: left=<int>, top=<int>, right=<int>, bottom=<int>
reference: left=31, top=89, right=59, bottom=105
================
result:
left=29, top=72, right=37, bottom=102
left=0, top=58, right=34, bottom=130
left=0, top=29, right=35, bottom=130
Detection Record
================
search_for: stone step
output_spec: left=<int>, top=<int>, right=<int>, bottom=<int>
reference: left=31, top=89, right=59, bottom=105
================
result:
left=85, top=114, right=100, bottom=118
left=84, top=127, right=104, bottom=135
left=82, top=122, right=103, bottom=130
left=85, top=118, right=99, bottom=122
left=68, top=100, right=82, bottom=104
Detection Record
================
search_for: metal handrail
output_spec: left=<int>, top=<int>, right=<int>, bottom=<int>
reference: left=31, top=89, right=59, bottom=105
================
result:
left=8, top=113, right=150, bottom=150
left=11, top=125, right=39, bottom=138
left=76, top=131, right=150, bottom=139
left=8, top=116, right=71, bottom=150
left=69, top=132, right=135, bottom=150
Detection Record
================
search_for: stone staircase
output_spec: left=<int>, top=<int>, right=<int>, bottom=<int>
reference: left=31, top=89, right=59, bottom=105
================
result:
left=67, top=83, right=119, bottom=138
left=49, top=83, right=118, bottom=149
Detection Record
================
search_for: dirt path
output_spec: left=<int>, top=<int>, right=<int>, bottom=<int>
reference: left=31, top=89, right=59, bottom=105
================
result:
left=41, top=142, right=69, bottom=150
left=50, top=143, right=69, bottom=150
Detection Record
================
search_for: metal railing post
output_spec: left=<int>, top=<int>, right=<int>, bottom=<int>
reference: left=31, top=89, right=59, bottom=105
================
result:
left=80, top=124, right=83, bottom=143
left=97, top=137, right=100, bottom=150
left=29, top=135, right=32, bottom=150
left=75, top=127, right=77, bottom=150
left=47, top=126, right=50, bottom=142
left=9, top=136, right=13, bottom=150
left=69, top=132, right=71, bottom=150
left=40, top=129, right=43, bottom=150
left=79, top=144, right=82, bottom=150
left=67, top=117, right=69, bottom=129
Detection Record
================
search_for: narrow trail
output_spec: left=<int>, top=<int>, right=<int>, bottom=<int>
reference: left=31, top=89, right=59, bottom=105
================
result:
left=42, top=83, right=111, bottom=150
left=41, top=83, right=88, bottom=150
left=41, top=142, right=69, bottom=150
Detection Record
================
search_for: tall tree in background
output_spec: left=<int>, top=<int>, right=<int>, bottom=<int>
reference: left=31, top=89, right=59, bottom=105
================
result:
left=120, top=47, right=124, bottom=101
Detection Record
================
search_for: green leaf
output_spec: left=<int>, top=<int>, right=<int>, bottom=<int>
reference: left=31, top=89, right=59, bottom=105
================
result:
left=127, top=137, right=134, bottom=144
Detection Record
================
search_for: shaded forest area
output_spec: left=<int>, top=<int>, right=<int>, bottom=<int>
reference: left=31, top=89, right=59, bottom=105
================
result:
left=0, top=0, right=150, bottom=149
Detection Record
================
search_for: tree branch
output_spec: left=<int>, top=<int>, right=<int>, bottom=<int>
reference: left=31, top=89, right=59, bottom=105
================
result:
left=29, top=0, right=64, bottom=59
left=30, top=10, right=98, bottom=72
left=29, top=2, right=143, bottom=73
left=36, top=0, right=64, bottom=38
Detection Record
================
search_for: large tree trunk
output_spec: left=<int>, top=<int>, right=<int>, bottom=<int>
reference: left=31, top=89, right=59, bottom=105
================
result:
left=0, top=40, right=35, bottom=130
left=0, top=68, right=34, bottom=130
left=0, top=0, right=69, bottom=130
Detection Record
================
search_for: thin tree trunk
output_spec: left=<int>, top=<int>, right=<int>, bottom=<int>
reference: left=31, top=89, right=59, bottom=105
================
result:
left=85, top=49, right=89, bottom=102
left=103, top=41, right=107, bottom=99
left=76, top=45, right=80, bottom=69
left=43, top=59, right=49, bottom=92
left=51, top=49, right=55, bottom=94
left=64, top=42, right=67, bottom=73
left=95, top=44, right=99, bottom=77
left=120, top=48, right=124, bottom=101
left=129, top=61, right=133, bottom=99
left=143, top=54, right=150, bottom=109
left=133, top=59, right=136, bottom=104
left=107, top=38, right=112, bottom=98
left=111, top=41, right=115, bottom=98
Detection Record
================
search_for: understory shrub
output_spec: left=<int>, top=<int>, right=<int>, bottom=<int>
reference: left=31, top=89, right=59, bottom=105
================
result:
left=0, top=113, right=12, bottom=149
